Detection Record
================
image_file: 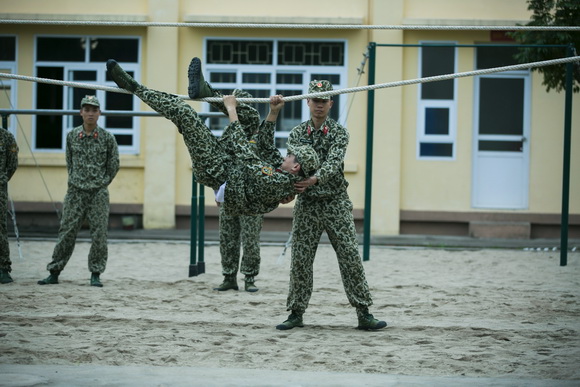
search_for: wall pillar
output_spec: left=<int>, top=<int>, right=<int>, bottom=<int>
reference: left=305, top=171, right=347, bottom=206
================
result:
left=368, top=0, right=404, bottom=235
left=142, top=0, right=179, bottom=229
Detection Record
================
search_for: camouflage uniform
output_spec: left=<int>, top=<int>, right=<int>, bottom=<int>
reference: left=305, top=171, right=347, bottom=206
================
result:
left=213, top=89, right=264, bottom=282
left=46, top=124, right=119, bottom=274
left=218, top=205, right=263, bottom=277
left=0, top=129, right=19, bottom=273
left=132, top=86, right=305, bottom=216
left=286, top=116, right=374, bottom=317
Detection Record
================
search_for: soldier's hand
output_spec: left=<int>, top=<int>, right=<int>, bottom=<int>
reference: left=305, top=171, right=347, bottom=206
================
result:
left=223, top=95, right=239, bottom=122
left=269, top=95, right=284, bottom=113
left=223, top=95, right=237, bottom=109
left=294, top=176, right=317, bottom=193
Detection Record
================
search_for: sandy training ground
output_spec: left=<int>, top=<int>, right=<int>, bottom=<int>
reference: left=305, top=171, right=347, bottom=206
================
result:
left=1, top=239, right=579, bottom=383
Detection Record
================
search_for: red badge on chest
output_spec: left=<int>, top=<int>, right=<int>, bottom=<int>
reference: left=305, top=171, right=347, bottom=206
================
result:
left=307, top=125, right=329, bottom=135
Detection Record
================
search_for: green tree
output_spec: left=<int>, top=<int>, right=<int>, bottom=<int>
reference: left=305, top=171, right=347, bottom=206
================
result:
left=508, top=0, right=580, bottom=93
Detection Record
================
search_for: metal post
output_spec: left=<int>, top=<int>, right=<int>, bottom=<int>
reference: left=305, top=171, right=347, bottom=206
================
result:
left=197, top=183, right=205, bottom=274
left=363, top=42, right=377, bottom=262
left=189, top=174, right=199, bottom=276
left=560, top=45, right=575, bottom=267
left=1, top=114, right=7, bottom=129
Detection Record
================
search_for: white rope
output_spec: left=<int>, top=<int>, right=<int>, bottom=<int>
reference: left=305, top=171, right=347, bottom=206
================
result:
left=0, top=73, right=131, bottom=94
left=1, top=56, right=578, bottom=103
left=0, top=19, right=579, bottom=31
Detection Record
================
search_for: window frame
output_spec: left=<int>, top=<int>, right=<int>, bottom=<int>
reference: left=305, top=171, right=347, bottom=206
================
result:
left=416, top=41, right=458, bottom=160
left=32, top=34, right=142, bottom=154
left=202, top=37, right=348, bottom=152
left=0, top=34, right=18, bottom=136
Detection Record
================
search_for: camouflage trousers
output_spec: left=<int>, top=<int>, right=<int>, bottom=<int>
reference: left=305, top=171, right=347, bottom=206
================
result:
left=134, top=86, right=259, bottom=191
left=219, top=204, right=263, bottom=277
left=286, top=192, right=373, bottom=314
left=0, top=184, right=11, bottom=272
left=47, top=187, right=110, bottom=274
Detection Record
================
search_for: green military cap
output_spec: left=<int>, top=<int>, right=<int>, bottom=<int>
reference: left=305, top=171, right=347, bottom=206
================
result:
left=80, top=95, right=100, bottom=107
left=288, top=144, right=320, bottom=177
left=308, top=80, right=333, bottom=99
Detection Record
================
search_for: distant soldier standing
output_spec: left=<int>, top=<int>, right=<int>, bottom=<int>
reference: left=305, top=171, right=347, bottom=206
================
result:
left=38, top=95, right=119, bottom=287
left=0, top=127, right=19, bottom=284
left=187, top=57, right=264, bottom=293
left=277, top=80, right=387, bottom=331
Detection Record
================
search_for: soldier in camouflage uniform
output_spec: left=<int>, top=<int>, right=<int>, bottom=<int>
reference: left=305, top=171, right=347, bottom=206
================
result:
left=106, top=59, right=318, bottom=218
left=38, top=95, right=120, bottom=287
left=0, top=128, right=19, bottom=284
left=187, top=58, right=265, bottom=293
left=276, top=80, right=387, bottom=331
left=217, top=206, right=263, bottom=292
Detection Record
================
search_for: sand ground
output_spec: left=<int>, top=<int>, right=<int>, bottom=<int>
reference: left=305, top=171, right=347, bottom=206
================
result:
left=1, top=239, right=579, bottom=385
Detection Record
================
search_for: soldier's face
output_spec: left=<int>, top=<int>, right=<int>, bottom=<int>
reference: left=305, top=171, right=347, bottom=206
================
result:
left=307, top=98, right=333, bottom=120
left=281, top=154, right=300, bottom=174
left=80, top=105, right=101, bottom=125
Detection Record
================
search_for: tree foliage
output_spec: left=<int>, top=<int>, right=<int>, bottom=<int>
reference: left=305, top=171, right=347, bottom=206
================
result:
left=508, top=0, right=580, bottom=93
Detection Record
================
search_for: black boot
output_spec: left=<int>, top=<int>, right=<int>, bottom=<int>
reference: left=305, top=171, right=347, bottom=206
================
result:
left=275, top=312, right=304, bottom=330
left=244, top=276, right=259, bottom=292
left=90, top=273, right=103, bottom=287
left=356, top=307, right=387, bottom=330
left=188, top=57, right=217, bottom=99
left=0, top=269, right=13, bottom=284
left=107, top=59, right=140, bottom=93
left=38, top=271, right=60, bottom=285
left=213, top=275, right=239, bottom=291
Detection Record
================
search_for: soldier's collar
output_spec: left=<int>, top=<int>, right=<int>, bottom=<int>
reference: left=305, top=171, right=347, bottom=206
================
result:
left=307, top=119, right=329, bottom=136
left=80, top=125, right=99, bottom=139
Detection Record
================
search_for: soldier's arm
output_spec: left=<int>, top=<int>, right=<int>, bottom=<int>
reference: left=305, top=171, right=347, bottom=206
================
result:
left=257, top=96, right=285, bottom=166
left=65, top=132, right=73, bottom=176
left=107, top=133, right=120, bottom=184
left=314, top=125, right=348, bottom=185
left=6, top=132, right=18, bottom=181
left=224, top=95, right=262, bottom=162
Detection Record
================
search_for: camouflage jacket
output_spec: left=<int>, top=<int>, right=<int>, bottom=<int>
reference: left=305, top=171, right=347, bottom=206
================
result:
left=0, top=129, right=18, bottom=184
left=287, top=117, right=349, bottom=199
left=223, top=120, right=302, bottom=216
left=66, top=125, right=120, bottom=191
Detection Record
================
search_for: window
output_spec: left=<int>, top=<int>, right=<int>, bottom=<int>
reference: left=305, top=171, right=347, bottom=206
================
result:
left=34, top=36, right=141, bottom=153
left=417, top=42, right=457, bottom=159
left=475, top=45, right=528, bottom=154
left=0, top=35, right=17, bottom=135
left=204, top=39, right=346, bottom=150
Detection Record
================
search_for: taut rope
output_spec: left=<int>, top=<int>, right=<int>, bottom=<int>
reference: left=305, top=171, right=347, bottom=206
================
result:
left=1, top=56, right=578, bottom=103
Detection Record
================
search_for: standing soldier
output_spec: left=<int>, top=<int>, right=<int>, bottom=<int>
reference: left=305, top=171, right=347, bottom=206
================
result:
left=38, top=95, right=119, bottom=287
left=188, top=57, right=264, bottom=293
left=276, top=80, right=387, bottom=331
left=0, top=127, right=19, bottom=284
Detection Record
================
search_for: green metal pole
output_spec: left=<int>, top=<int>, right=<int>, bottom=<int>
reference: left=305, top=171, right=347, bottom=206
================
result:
left=189, top=174, right=199, bottom=276
left=197, top=183, right=205, bottom=274
left=363, top=42, right=377, bottom=262
left=560, top=45, right=575, bottom=267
